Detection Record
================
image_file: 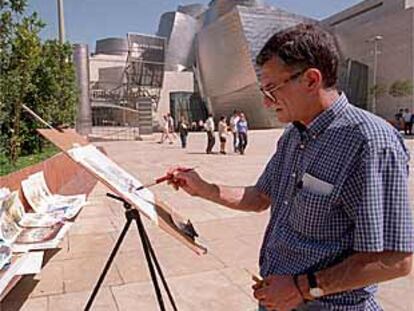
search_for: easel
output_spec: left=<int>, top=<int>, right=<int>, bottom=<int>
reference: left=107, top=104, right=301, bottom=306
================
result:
left=84, top=193, right=178, bottom=311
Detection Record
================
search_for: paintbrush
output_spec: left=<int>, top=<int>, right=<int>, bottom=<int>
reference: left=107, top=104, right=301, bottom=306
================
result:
left=135, top=167, right=197, bottom=191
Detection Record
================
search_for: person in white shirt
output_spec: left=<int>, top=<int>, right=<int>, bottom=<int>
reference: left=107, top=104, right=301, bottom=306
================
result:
left=158, top=115, right=173, bottom=144
left=167, top=113, right=177, bottom=140
left=229, top=110, right=240, bottom=153
left=204, top=114, right=215, bottom=154
left=218, top=116, right=229, bottom=154
left=403, top=108, right=412, bottom=135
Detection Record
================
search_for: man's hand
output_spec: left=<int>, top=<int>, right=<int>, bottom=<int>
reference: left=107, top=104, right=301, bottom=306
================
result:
left=253, top=275, right=303, bottom=311
left=167, top=166, right=211, bottom=197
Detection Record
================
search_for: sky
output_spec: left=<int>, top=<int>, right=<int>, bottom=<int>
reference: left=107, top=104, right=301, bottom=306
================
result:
left=28, top=0, right=363, bottom=50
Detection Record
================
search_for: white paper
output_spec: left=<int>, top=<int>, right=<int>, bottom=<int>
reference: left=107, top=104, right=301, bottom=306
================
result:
left=301, top=173, right=334, bottom=195
left=11, top=223, right=72, bottom=252
left=16, top=251, right=44, bottom=275
left=21, top=172, right=86, bottom=219
left=0, top=255, right=27, bottom=296
left=0, top=188, right=11, bottom=201
left=68, top=145, right=158, bottom=224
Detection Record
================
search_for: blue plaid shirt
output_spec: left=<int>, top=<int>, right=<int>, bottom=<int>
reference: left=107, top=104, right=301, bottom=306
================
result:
left=255, top=93, right=414, bottom=310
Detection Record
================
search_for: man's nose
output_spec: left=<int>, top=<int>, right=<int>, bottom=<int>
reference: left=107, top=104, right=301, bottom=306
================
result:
left=263, top=97, right=276, bottom=108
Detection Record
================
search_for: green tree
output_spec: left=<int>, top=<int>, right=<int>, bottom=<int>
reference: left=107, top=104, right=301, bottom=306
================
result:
left=1, top=0, right=43, bottom=163
left=0, top=0, right=78, bottom=165
left=369, top=83, right=387, bottom=98
left=389, top=80, right=413, bottom=98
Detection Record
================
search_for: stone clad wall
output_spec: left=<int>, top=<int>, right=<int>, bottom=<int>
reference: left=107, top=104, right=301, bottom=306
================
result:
left=323, top=0, right=414, bottom=118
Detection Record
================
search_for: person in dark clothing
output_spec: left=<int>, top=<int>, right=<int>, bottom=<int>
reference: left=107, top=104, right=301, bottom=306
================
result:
left=178, top=116, right=189, bottom=148
left=204, top=114, right=215, bottom=154
left=237, top=113, right=248, bottom=155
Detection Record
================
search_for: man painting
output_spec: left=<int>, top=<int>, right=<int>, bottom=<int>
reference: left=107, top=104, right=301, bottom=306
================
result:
left=168, top=24, right=413, bottom=310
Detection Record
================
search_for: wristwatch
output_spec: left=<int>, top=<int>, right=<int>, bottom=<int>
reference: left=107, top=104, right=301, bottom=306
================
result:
left=307, top=272, right=324, bottom=298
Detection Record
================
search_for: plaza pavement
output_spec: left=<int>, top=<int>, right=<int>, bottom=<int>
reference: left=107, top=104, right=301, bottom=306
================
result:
left=1, top=129, right=413, bottom=311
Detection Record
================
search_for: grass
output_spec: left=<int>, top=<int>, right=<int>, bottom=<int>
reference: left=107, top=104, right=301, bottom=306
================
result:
left=0, top=144, right=59, bottom=176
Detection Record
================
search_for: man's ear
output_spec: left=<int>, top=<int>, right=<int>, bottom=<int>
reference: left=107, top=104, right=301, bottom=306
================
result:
left=303, top=68, right=323, bottom=90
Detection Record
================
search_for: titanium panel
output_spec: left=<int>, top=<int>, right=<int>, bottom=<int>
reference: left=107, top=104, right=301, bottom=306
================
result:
left=177, top=4, right=207, bottom=18
left=95, top=37, right=128, bottom=55
left=157, top=12, right=200, bottom=71
left=204, top=0, right=264, bottom=25
left=196, top=5, right=314, bottom=128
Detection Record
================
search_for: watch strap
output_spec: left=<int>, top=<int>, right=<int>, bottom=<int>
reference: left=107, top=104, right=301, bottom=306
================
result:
left=307, top=272, right=318, bottom=289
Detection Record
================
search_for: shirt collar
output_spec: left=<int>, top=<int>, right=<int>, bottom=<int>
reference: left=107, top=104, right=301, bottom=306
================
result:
left=293, top=92, right=349, bottom=139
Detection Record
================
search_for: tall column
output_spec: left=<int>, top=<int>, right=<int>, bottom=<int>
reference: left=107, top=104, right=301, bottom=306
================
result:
left=74, top=44, right=92, bottom=135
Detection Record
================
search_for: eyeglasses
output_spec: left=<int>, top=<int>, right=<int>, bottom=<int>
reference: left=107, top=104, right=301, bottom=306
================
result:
left=259, top=68, right=307, bottom=103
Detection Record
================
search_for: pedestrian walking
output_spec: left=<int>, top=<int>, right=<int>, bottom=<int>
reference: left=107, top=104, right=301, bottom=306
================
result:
left=403, top=108, right=412, bottom=135
left=218, top=116, right=229, bottom=154
left=167, top=113, right=177, bottom=140
left=229, top=110, right=240, bottom=152
left=237, top=113, right=248, bottom=155
left=204, top=114, right=215, bottom=154
left=178, top=116, right=189, bottom=148
left=158, top=115, right=173, bottom=144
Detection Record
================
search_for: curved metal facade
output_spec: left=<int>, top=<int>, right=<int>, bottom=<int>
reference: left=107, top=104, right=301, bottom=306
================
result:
left=177, top=4, right=207, bottom=18
left=204, top=0, right=264, bottom=25
left=95, top=37, right=128, bottom=56
left=196, top=5, right=314, bottom=128
left=155, top=0, right=314, bottom=128
left=157, top=12, right=200, bottom=72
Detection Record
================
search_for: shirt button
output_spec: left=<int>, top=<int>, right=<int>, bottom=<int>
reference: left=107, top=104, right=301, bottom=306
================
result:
left=284, top=200, right=288, bottom=205
left=292, top=173, right=296, bottom=178
left=299, top=144, right=305, bottom=149
left=312, top=135, right=317, bottom=139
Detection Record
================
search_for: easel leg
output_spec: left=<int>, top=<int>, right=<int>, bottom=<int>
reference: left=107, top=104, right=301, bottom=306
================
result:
left=84, top=194, right=178, bottom=311
left=84, top=216, right=132, bottom=311
left=133, top=209, right=167, bottom=310
left=134, top=210, right=178, bottom=311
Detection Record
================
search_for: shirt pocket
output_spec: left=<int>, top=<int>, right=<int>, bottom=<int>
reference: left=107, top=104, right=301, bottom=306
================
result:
left=288, top=188, right=335, bottom=239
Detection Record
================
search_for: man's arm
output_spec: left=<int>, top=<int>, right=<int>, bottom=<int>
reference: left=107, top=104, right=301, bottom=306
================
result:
left=297, top=251, right=413, bottom=299
left=200, top=184, right=271, bottom=212
left=169, top=168, right=271, bottom=212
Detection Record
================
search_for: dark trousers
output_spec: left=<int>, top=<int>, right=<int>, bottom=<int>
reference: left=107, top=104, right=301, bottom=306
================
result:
left=238, top=132, right=247, bottom=154
left=404, top=122, right=412, bottom=135
left=206, top=131, right=215, bottom=153
left=232, top=131, right=239, bottom=152
left=180, top=133, right=187, bottom=148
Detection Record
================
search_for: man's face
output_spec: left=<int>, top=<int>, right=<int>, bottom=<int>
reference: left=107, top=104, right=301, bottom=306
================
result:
left=260, top=57, right=309, bottom=124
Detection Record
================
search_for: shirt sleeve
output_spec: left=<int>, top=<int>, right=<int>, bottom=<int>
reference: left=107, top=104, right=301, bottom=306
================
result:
left=352, top=144, right=414, bottom=252
left=255, top=138, right=285, bottom=197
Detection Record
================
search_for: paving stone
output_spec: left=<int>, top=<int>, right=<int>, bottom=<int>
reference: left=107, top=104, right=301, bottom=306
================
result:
left=62, top=257, right=123, bottom=293
left=48, top=288, right=118, bottom=311
left=2, top=129, right=413, bottom=310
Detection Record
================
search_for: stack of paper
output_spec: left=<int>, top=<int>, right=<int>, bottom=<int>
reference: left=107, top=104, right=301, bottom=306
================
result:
left=0, top=192, right=69, bottom=250
left=0, top=251, right=45, bottom=297
left=0, top=242, right=12, bottom=271
left=0, top=188, right=10, bottom=200
left=21, top=172, right=86, bottom=219
left=4, top=192, right=63, bottom=228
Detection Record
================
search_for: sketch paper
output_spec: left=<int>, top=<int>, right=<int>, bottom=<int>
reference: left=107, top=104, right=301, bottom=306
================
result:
left=16, top=251, right=44, bottom=275
left=4, top=192, right=63, bottom=228
left=0, top=189, right=10, bottom=201
left=0, top=254, right=27, bottom=296
left=0, top=243, right=12, bottom=271
left=68, top=144, right=158, bottom=224
left=0, top=193, right=64, bottom=245
left=11, top=223, right=72, bottom=252
left=21, top=172, right=85, bottom=219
